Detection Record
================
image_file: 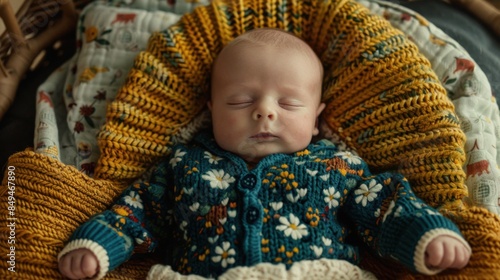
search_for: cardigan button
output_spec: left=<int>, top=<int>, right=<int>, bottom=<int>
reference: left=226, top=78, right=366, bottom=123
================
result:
left=241, top=174, right=257, bottom=190
left=246, top=206, right=260, bottom=224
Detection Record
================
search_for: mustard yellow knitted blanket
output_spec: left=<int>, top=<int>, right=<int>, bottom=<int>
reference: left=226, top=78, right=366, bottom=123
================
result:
left=1, top=0, right=499, bottom=279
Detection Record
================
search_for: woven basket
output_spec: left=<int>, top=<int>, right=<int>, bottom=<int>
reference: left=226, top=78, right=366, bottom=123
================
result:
left=1, top=0, right=500, bottom=279
left=0, top=0, right=92, bottom=121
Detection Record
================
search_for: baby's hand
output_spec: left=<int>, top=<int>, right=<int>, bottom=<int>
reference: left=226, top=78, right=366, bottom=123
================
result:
left=59, top=248, right=99, bottom=279
left=425, top=235, right=471, bottom=270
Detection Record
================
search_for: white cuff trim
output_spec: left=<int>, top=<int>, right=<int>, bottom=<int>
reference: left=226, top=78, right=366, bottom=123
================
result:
left=414, top=229, right=471, bottom=275
left=58, top=239, right=110, bottom=280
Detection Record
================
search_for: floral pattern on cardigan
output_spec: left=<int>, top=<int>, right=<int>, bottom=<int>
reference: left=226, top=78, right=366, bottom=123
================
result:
left=66, top=132, right=464, bottom=278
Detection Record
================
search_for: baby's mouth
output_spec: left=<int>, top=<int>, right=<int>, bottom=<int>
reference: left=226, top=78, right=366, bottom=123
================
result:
left=250, top=133, right=278, bottom=140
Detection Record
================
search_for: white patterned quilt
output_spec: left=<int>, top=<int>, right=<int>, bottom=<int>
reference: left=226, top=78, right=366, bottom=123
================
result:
left=34, top=0, right=500, bottom=215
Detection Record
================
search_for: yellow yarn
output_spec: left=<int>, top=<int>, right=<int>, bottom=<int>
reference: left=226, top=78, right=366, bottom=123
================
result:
left=0, top=150, right=154, bottom=279
left=97, top=0, right=468, bottom=208
left=1, top=0, right=499, bottom=279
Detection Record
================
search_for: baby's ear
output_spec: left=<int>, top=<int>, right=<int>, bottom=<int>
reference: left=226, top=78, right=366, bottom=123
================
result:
left=316, top=103, right=326, bottom=117
left=313, top=103, right=326, bottom=136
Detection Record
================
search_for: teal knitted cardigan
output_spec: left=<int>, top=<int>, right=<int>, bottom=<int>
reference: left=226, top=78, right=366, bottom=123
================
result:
left=60, top=132, right=466, bottom=278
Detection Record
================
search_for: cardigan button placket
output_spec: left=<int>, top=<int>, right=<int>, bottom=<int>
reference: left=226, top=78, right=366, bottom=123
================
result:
left=238, top=172, right=263, bottom=266
left=246, top=206, right=260, bottom=224
left=241, top=173, right=257, bottom=190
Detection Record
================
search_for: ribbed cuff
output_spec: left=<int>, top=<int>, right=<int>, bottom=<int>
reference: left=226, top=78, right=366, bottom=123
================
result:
left=58, top=239, right=109, bottom=280
left=392, top=214, right=463, bottom=273
left=66, top=214, right=135, bottom=272
left=413, top=229, right=471, bottom=275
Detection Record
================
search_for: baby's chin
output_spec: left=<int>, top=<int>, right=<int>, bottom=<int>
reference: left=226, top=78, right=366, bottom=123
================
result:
left=221, top=139, right=308, bottom=163
left=236, top=147, right=297, bottom=164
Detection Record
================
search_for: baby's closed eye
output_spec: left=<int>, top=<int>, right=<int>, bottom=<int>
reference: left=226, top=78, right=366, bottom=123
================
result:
left=279, top=99, right=304, bottom=109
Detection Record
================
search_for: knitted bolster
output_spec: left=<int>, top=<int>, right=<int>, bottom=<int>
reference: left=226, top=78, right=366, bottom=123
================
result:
left=0, top=150, right=157, bottom=280
left=92, top=0, right=500, bottom=279
left=95, top=0, right=466, bottom=206
left=0, top=150, right=123, bottom=279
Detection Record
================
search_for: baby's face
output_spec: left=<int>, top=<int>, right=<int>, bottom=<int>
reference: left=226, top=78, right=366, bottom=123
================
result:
left=209, top=43, right=325, bottom=163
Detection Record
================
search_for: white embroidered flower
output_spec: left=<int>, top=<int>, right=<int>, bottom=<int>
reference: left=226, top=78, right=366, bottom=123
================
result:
left=135, top=232, right=148, bottom=245
left=320, top=174, right=330, bottom=181
left=180, top=221, right=189, bottom=240
left=276, top=214, right=308, bottom=240
left=202, top=170, right=236, bottom=189
left=297, top=188, right=308, bottom=198
left=354, top=179, right=383, bottom=207
left=286, top=193, right=300, bottom=203
left=310, top=245, right=323, bottom=257
left=212, top=241, right=236, bottom=268
left=383, top=201, right=403, bottom=222
left=394, top=206, right=403, bottom=217
left=269, top=202, right=283, bottom=211
left=208, top=236, right=219, bottom=244
left=124, top=191, right=143, bottom=209
left=374, top=208, right=380, bottom=218
left=228, top=210, right=237, bottom=218
left=383, top=201, right=395, bottom=223
left=322, top=237, right=332, bottom=246
left=425, top=209, right=440, bottom=216
left=189, top=202, right=200, bottom=212
left=183, top=187, right=193, bottom=195
left=411, top=201, right=425, bottom=209
left=204, top=151, right=223, bottom=164
left=337, top=152, right=362, bottom=165
left=323, top=187, right=340, bottom=208
left=306, top=169, right=318, bottom=176
left=169, top=149, right=186, bottom=167
left=179, top=221, right=188, bottom=231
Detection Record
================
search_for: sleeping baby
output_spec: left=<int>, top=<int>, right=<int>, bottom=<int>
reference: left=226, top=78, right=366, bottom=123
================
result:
left=58, top=28, right=471, bottom=279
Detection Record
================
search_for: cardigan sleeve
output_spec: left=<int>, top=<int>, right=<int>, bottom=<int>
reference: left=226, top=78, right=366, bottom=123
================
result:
left=58, top=158, right=175, bottom=279
left=340, top=156, right=469, bottom=275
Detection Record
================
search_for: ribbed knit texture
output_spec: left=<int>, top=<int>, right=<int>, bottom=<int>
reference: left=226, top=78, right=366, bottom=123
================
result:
left=0, top=150, right=154, bottom=279
left=93, top=0, right=500, bottom=277
left=95, top=0, right=467, bottom=209
left=67, top=133, right=465, bottom=278
left=1, top=0, right=500, bottom=279
left=92, top=0, right=500, bottom=277
left=69, top=216, right=133, bottom=271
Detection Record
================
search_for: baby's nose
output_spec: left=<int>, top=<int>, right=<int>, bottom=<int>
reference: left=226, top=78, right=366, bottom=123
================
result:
left=253, top=108, right=275, bottom=120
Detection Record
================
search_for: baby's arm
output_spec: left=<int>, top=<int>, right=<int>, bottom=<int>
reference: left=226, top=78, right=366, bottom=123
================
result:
left=425, top=235, right=471, bottom=270
left=57, top=158, right=176, bottom=279
left=59, top=249, right=98, bottom=279
left=337, top=151, right=471, bottom=275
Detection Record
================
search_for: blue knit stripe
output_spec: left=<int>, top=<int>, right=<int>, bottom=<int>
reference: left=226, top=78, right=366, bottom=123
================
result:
left=70, top=213, right=133, bottom=271
left=392, top=214, right=462, bottom=272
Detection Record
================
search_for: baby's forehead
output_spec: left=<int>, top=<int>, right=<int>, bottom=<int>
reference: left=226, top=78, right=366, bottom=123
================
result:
left=223, top=29, right=316, bottom=57
left=214, top=29, right=323, bottom=73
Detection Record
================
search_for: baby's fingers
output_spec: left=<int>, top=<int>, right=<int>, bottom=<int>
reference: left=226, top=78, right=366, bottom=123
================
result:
left=425, top=240, right=444, bottom=268
left=59, top=254, right=86, bottom=279
left=80, top=253, right=99, bottom=278
left=58, top=251, right=98, bottom=279
left=450, top=245, right=470, bottom=269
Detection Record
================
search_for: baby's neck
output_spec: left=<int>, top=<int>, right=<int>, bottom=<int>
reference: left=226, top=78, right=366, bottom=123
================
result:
left=246, top=161, right=257, bottom=170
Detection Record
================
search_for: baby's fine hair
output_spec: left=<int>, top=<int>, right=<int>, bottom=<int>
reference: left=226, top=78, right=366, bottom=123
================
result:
left=229, top=28, right=309, bottom=49
left=223, top=28, right=323, bottom=76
